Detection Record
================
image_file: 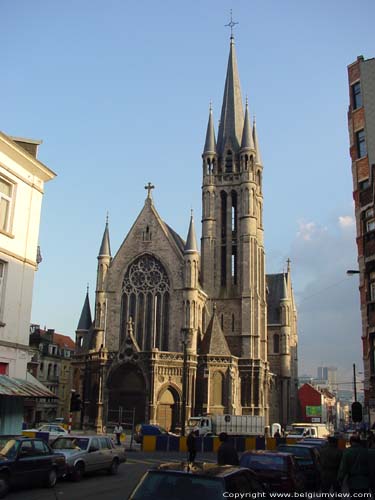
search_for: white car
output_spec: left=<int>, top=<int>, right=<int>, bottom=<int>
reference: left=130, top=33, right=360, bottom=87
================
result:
left=37, top=424, right=68, bottom=441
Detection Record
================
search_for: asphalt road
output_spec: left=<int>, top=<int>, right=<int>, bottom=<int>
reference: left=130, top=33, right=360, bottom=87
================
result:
left=7, top=451, right=217, bottom=500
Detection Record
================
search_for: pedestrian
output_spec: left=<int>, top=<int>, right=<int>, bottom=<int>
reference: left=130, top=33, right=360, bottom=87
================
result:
left=338, top=434, right=370, bottom=494
left=113, top=422, right=123, bottom=446
left=217, top=432, right=239, bottom=466
left=187, top=430, right=197, bottom=463
left=319, top=436, right=342, bottom=492
left=273, top=430, right=281, bottom=438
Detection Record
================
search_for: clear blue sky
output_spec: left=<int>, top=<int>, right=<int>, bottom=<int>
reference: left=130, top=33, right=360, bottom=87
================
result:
left=2, top=0, right=375, bottom=384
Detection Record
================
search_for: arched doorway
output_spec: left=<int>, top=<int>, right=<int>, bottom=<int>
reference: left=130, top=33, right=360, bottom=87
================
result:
left=107, top=363, right=147, bottom=425
left=156, top=387, right=179, bottom=431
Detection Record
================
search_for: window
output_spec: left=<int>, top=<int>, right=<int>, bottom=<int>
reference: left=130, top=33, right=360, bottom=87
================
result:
left=366, top=208, right=374, bottom=219
left=273, top=334, right=280, bottom=354
left=359, top=179, right=370, bottom=190
left=0, top=362, right=8, bottom=375
left=33, top=440, right=49, bottom=455
left=352, top=82, right=362, bottom=110
left=0, top=261, right=6, bottom=318
left=356, top=129, right=367, bottom=158
left=367, top=219, right=375, bottom=232
left=0, top=177, right=13, bottom=233
left=370, top=282, right=375, bottom=302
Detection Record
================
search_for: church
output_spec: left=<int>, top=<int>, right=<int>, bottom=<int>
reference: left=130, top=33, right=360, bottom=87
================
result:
left=73, top=33, right=298, bottom=432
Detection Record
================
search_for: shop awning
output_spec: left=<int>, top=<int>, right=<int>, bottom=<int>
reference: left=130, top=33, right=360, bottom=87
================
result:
left=0, top=374, right=57, bottom=398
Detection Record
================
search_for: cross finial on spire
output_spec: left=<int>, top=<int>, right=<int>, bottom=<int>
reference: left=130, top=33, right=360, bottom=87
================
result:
left=86, top=283, right=89, bottom=294
left=225, top=9, right=239, bottom=38
left=106, top=211, right=109, bottom=224
left=144, top=182, right=155, bottom=199
left=246, top=95, right=248, bottom=108
left=209, top=100, right=212, bottom=112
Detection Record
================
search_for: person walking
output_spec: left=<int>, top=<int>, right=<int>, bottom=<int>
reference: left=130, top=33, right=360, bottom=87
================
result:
left=113, top=422, right=123, bottom=446
left=187, top=430, right=197, bottom=463
left=319, top=436, right=342, bottom=492
left=338, top=435, right=370, bottom=494
left=217, top=432, right=239, bottom=466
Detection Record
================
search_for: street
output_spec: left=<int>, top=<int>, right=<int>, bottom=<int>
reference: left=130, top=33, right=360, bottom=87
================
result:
left=7, top=451, right=217, bottom=500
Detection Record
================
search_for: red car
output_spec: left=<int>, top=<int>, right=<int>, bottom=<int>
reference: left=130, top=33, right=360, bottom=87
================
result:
left=240, top=450, right=305, bottom=492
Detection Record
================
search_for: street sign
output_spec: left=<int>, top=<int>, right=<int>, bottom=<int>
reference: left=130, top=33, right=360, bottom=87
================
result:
left=306, top=406, right=322, bottom=417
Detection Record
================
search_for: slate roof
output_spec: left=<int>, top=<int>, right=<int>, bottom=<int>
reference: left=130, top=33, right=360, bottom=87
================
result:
left=77, top=292, right=92, bottom=331
left=164, top=222, right=185, bottom=254
left=0, top=374, right=57, bottom=398
left=99, top=221, right=111, bottom=257
left=266, top=273, right=285, bottom=324
left=52, top=333, right=75, bottom=351
left=200, top=308, right=231, bottom=356
left=203, top=105, right=217, bottom=154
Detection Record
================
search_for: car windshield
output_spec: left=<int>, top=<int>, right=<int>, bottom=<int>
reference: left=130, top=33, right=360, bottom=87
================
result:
left=278, top=446, right=311, bottom=458
left=241, top=454, right=287, bottom=471
left=188, top=419, right=199, bottom=428
left=130, top=471, right=223, bottom=500
left=0, top=438, right=20, bottom=459
left=290, top=428, right=305, bottom=436
left=52, top=437, right=89, bottom=451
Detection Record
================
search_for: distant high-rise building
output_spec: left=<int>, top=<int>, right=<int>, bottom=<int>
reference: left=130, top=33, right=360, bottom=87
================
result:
left=348, top=55, right=375, bottom=419
left=317, top=366, right=337, bottom=387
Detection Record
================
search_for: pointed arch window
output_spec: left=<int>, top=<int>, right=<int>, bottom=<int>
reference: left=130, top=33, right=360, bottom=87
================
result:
left=273, top=333, right=280, bottom=354
left=121, top=254, right=170, bottom=350
left=225, top=150, right=233, bottom=173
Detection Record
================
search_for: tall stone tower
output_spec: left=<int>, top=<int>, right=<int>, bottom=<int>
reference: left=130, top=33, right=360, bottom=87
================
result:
left=201, top=35, right=268, bottom=417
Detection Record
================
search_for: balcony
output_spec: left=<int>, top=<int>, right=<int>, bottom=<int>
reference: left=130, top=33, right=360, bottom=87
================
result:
left=360, top=187, right=373, bottom=207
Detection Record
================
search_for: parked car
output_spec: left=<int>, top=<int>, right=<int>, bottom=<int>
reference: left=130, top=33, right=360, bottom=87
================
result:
left=0, top=435, right=66, bottom=498
left=128, top=462, right=269, bottom=499
left=277, top=443, right=321, bottom=491
left=298, top=438, right=328, bottom=449
left=25, top=424, right=68, bottom=442
left=51, top=435, right=125, bottom=481
left=239, top=450, right=305, bottom=492
left=134, top=424, right=175, bottom=443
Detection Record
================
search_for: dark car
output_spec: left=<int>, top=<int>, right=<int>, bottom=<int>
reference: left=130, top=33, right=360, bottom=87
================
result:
left=298, top=438, right=328, bottom=449
left=240, top=450, right=305, bottom=492
left=128, top=462, right=269, bottom=499
left=0, top=435, right=66, bottom=498
left=277, top=443, right=321, bottom=491
left=134, top=424, right=175, bottom=444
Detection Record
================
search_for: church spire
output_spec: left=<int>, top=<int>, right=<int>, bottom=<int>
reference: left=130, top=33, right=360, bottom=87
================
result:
left=184, top=210, right=198, bottom=254
left=252, top=116, right=262, bottom=165
left=98, top=217, right=111, bottom=257
left=217, top=36, right=244, bottom=155
left=241, top=98, right=255, bottom=151
left=77, top=288, right=92, bottom=331
left=203, top=103, right=216, bottom=155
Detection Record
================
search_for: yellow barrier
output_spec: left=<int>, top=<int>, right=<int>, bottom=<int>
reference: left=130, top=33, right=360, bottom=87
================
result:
left=142, top=435, right=156, bottom=452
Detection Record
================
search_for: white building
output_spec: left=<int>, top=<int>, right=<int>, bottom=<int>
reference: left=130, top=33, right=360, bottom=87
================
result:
left=0, top=131, right=56, bottom=433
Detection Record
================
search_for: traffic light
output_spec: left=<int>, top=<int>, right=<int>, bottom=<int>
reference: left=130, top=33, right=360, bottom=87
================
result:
left=351, top=401, right=363, bottom=422
left=70, top=392, right=82, bottom=412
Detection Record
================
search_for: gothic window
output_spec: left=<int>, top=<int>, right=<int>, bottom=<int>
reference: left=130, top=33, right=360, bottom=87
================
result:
left=121, top=254, right=170, bottom=350
left=231, top=314, right=235, bottom=332
left=221, top=314, right=224, bottom=330
left=244, top=154, right=248, bottom=171
left=212, top=371, right=224, bottom=406
left=221, top=191, right=227, bottom=286
left=225, top=150, right=233, bottom=173
left=273, top=334, right=280, bottom=354
left=143, top=225, right=152, bottom=241
left=257, top=170, right=262, bottom=190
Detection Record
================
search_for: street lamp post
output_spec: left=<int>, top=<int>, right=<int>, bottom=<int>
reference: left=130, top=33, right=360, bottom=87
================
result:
left=181, top=328, right=192, bottom=437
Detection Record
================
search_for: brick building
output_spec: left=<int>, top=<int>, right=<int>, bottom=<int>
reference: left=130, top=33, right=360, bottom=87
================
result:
left=348, top=55, right=375, bottom=423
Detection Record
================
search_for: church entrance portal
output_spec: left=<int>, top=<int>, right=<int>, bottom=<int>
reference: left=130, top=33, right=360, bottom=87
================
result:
left=107, top=364, right=147, bottom=425
left=156, top=387, right=179, bottom=431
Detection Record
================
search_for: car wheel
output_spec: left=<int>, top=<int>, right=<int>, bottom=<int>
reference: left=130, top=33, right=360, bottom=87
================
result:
left=108, top=459, right=119, bottom=475
left=45, top=468, right=57, bottom=488
left=72, top=462, right=84, bottom=482
left=0, top=474, right=10, bottom=499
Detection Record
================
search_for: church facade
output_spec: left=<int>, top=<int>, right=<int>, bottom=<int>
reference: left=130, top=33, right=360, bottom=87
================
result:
left=73, top=35, right=298, bottom=432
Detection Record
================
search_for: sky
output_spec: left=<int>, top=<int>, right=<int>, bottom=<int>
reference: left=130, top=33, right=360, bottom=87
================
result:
left=2, top=0, right=375, bottom=388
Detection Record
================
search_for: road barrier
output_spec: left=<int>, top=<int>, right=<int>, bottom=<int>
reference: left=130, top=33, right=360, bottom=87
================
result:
left=22, top=431, right=50, bottom=442
left=142, top=435, right=347, bottom=452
